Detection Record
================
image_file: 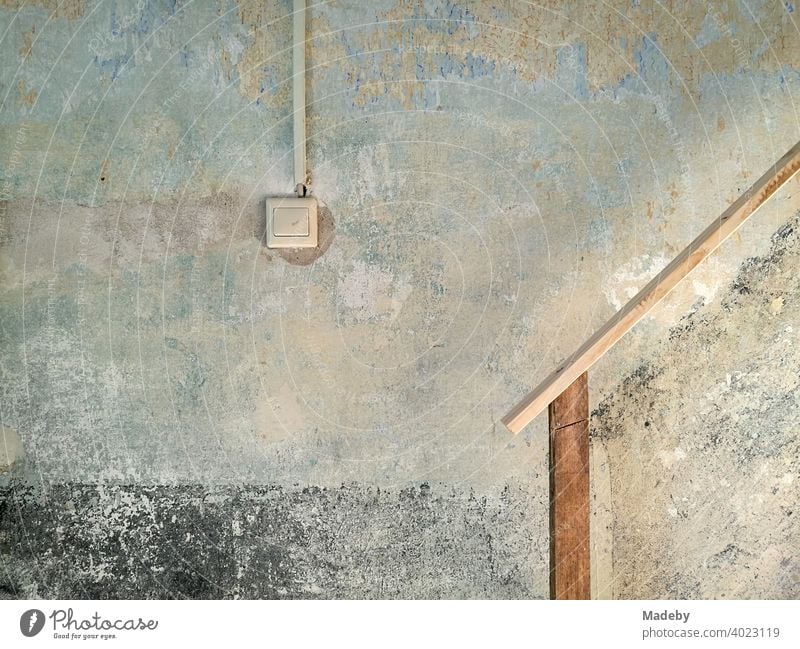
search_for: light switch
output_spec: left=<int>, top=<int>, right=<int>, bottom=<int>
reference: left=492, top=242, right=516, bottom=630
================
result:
left=266, top=196, right=318, bottom=248
left=274, top=207, right=309, bottom=237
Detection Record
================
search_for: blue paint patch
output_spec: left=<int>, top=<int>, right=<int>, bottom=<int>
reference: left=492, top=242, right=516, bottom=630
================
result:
left=433, top=52, right=459, bottom=78
left=422, top=1, right=479, bottom=37
left=421, top=82, right=439, bottom=109
left=736, top=0, right=769, bottom=23
left=632, top=34, right=670, bottom=87
left=585, top=173, right=629, bottom=210
left=777, top=65, right=800, bottom=93
left=616, top=157, right=634, bottom=177
left=93, top=0, right=183, bottom=80
left=464, top=52, right=496, bottom=79
left=95, top=52, right=133, bottom=82
left=175, top=255, right=195, bottom=271
left=694, top=13, right=723, bottom=49
left=63, top=263, right=87, bottom=277
left=122, top=269, right=140, bottom=286
left=164, top=291, right=191, bottom=320
left=556, top=43, right=589, bottom=101
left=585, top=218, right=613, bottom=251
left=750, top=37, right=769, bottom=65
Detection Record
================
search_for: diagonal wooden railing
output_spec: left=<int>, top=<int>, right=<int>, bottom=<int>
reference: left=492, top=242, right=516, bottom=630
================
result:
left=502, top=140, right=800, bottom=599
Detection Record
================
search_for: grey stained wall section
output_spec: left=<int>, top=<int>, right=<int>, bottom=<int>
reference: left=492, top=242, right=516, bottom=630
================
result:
left=594, top=214, right=800, bottom=599
left=0, top=483, right=545, bottom=598
left=1, top=0, right=798, bottom=598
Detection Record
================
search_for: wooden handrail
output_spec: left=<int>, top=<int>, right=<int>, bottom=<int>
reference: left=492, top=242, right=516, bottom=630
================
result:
left=503, top=141, right=800, bottom=434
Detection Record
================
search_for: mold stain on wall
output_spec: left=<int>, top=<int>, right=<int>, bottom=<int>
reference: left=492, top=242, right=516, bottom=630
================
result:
left=593, top=213, right=800, bottom=598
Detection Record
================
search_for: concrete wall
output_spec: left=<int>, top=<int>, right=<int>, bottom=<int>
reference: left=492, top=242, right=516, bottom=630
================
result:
left=1, top=0, right=798, bottom=598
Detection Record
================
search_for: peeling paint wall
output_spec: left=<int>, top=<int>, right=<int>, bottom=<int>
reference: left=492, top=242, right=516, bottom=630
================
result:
left=0, top=0, right=798, bottom=598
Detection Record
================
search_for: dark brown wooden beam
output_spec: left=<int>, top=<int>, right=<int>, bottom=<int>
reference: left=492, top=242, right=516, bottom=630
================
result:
left=549, top=372, right=590, bottom=599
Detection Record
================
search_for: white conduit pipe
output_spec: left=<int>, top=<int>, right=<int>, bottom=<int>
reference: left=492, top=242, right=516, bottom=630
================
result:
left=292, top=0, right=307, bottom=196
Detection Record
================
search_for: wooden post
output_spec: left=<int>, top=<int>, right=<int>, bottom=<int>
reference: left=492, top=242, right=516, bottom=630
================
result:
left=549, top=372, right=590, bottom=599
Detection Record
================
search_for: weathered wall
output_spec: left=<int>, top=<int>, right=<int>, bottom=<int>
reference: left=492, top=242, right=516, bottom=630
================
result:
left=0, top=483, right=542, bottom=598
left=594, top=213, right=800, bottom=599
left=0, top=0, right=798, bottom=598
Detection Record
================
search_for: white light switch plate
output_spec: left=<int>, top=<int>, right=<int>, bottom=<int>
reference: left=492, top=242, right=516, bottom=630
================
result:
left=266, top=196, right=318, bottom=248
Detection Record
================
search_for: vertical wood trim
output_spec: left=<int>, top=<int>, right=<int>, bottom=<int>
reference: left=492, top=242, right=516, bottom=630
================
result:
left=549, top=372, right=590, bottom=599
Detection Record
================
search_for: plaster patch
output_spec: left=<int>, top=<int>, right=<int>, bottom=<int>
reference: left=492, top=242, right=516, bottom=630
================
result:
left=657, top=446, right=687, bottom=470
left=691, top=279, right=717, bottom=305
left=770, top=295, right=785, bottom=315
left=337, top=259, right=413, bottom=322
left=603, top=253, right=670, bottom=310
